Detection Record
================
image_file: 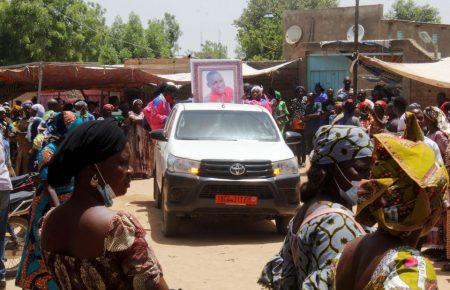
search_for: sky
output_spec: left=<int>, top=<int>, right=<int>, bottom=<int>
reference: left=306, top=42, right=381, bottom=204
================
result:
left=91, top=0, right=450, bottom=57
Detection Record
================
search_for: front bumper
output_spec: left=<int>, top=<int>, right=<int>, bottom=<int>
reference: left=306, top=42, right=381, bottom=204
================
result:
left=163, top=172, right=300, bottom=218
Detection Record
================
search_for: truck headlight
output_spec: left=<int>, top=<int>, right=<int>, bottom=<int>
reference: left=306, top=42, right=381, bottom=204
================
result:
left=272, top=158, right=299, bottom=176
left=167, top=154, right=201, bottom=175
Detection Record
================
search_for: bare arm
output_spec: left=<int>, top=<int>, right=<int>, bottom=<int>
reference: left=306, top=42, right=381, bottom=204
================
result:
left=42, top=181, right=60, bottom=207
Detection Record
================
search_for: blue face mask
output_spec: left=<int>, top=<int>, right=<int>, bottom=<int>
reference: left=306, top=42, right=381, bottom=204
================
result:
left=334, top=165, right=359, bottom=206
left=95, top=164, right=116, bottom=207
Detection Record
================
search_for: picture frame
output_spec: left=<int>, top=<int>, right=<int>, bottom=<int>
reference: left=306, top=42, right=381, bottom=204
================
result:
left=191, top=59, right=243, bottom=103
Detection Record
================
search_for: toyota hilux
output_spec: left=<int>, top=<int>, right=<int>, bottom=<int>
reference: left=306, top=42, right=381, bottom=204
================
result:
left=151, top=103, right=301, bottom=236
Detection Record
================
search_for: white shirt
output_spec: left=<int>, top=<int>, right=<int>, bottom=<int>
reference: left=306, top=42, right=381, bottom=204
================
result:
left=397, top=113, right=407, bottom=132
left=0, top=137, right=11, bottom=191
left=424, top=136, right=444, bottom=164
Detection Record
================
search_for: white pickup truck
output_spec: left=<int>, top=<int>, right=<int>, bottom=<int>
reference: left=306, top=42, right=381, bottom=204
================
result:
left=151, top=103, right=301, bottom=236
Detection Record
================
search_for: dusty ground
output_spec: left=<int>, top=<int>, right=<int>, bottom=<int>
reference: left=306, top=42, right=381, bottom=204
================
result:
left=7, top=178, right=450, bottom=289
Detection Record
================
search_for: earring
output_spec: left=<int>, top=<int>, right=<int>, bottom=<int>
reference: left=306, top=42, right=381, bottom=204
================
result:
left=90, top=174, right=99, bottom=188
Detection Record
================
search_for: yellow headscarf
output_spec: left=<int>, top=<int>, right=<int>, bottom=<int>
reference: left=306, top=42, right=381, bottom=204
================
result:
left=356, top=113, right=448, bottom=237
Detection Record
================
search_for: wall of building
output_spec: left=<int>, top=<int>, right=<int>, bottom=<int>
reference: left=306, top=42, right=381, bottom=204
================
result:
left=283, top=5, right=384, bottom=59
left=380, top=20, right=450, bottom=58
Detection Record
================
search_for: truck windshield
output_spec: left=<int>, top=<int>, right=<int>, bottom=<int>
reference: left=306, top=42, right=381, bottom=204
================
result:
left=175, top=110, right=280, bottom=142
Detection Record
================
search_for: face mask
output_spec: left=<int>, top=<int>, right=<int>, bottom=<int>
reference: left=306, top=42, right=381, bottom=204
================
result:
left=334, top=164, right=359, bottom=206
left=95, top=164, right=116, bottom=207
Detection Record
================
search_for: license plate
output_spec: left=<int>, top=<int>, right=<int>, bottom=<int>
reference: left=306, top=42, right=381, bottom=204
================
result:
left=215, top=195, right=258, bottom=206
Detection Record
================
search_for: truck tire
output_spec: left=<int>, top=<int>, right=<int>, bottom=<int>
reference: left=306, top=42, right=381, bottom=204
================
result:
left=162, top=206, right=180, bottom=237
left=161, top=184, right=180, bottom=237
left=153, top=177, right=161, bottom=209
left=275, top=216, right=291, bottom=235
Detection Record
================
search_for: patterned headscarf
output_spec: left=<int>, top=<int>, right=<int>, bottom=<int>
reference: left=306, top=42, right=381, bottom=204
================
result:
left=31, top=104, right=45, bottom=118
left=310, top=125, right=373, bottom=165
left=45, top=111, right=81, bottom=139
left=356, top=133, right=449, bottom=238
left=103, top=104, right=114, bottom=112
left=424, top=106, right=450, bottom=136
left=132, top=99, right=143, bottom=107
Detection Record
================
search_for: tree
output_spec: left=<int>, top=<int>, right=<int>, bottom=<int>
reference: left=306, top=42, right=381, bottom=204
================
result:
left=144, top=13, right=182, bottom=59
left=0, top=0, right=107, bottom=65
left=234, top=0, right=339, bottom=60
left=387, top=0, right=441, bottom=23
left=193, top=41, right=228, bottom=59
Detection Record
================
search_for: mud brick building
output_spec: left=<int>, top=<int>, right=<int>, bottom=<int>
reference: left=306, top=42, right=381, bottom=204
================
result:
left=283, top=4, right=450, bottom=106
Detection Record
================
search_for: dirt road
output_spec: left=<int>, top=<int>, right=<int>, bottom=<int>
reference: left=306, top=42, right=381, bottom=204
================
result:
left=7, top=178, right=450, bottom=289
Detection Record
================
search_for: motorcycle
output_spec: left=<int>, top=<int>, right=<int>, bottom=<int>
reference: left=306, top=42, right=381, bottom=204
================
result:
left=4, top=173, right=38, bottom=277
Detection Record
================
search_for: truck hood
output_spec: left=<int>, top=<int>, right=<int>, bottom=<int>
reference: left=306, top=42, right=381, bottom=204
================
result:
left=170, top=140, right=294, bottom=162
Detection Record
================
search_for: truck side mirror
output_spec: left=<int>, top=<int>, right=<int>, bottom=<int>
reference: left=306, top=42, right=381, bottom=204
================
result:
left=284, top=131, right=302, bottom=145
left=150, top=129, right=168, bottom=142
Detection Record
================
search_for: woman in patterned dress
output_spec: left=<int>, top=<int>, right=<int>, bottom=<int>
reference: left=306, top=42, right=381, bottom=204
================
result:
left=259, top=125, right=373, bottom=289
left=330, top=112, right=447, bottom=290
left=40, top=119, right=169, bottom=289
left=128, top=99, right=154, bottom=179
left=16, top=111, right=81, bottom=289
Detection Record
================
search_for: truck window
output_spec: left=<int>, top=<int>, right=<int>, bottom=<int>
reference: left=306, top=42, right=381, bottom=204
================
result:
left=175, top=110, right=280, bottom=142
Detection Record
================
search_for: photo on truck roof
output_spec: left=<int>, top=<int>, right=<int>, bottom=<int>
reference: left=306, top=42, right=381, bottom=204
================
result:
left=191, top=59, right=243, bottom=104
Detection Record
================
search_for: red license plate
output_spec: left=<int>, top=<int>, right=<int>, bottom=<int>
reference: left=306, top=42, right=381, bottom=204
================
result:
left=215, top=195, right=258, bottom=206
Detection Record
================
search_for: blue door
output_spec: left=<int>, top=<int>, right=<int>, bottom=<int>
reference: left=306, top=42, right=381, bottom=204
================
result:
left=307, top=55, right=351, bottom=93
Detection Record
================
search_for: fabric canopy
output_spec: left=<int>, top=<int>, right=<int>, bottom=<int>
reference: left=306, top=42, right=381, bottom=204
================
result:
left=0, top=63, right=164, bottom=99
left=358, top=55, right=450, bottom=88
left=0, top=59, right=298, bottom=101
left=157, top=59, right=299, bottom=84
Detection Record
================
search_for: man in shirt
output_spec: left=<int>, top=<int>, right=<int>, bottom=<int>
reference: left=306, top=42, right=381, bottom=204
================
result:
left=303, top=93, right=322, bottom=156
left=74, top=101, right=95, bottom=123
left=356, top=90, right=374, bottom=109
left=0, top=136, right=11, bottom=288
left=144, top=83, right=178, bottom=130
left=336, top=77, right=353, bottom=101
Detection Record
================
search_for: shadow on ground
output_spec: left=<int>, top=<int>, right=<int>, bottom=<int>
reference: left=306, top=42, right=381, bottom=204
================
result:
left=130, top=199, right=285, bottom=247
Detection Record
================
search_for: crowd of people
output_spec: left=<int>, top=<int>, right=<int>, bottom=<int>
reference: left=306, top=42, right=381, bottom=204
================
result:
left=0, top=83, right=181, bottom=289
left=0, top=78, right=444, bottom=289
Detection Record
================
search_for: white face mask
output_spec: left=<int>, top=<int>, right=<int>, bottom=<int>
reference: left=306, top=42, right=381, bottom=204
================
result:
left=95, top=164, right=116, bottom=207
left=334, top=164, right=359, bottom=206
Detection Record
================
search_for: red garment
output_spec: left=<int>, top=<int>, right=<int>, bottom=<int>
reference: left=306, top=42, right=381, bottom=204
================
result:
left=209, top=87, right=234, bottom=103
left=143, top=95, right=171, bottom=130
left=440, top=101, right=450, bottom=112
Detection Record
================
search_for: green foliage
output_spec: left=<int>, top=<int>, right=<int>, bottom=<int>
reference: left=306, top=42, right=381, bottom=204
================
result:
left=0, top=0, right=106, bottom=65
left=0, top=1, right=182, bottom=65
left=387, top=0, right=441, bottom=23
left=193, top=41, right=228, bottom=59
left=235, top=0, right=339, bottom=60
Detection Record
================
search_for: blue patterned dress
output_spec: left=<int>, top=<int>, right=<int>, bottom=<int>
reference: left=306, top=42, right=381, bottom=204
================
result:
left=259, top=202, right=366, bottom=290
left=16, top=142, right=73, bottom=290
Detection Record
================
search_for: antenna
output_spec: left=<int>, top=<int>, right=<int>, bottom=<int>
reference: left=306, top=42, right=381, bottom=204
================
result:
left=218, top=29, right=222, bottom=43
left=200, top=31, right=203, bottom=45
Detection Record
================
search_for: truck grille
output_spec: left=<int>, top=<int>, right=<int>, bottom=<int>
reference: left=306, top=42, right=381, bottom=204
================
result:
left=199, top=160, right=273, bottom=179
left=199, top=184, right=274, bottom=199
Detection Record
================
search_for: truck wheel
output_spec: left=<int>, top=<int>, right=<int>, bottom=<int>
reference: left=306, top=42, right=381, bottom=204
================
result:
left=161, top=184, right=180, bottom=237
left=162, top=206, right=180, bottom=237
left=153, top=177, right=161, bottom=209
left=275, top=216, right=291, bottom=235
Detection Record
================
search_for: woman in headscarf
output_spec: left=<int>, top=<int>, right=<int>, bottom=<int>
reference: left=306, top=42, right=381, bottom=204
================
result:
left=16, top=111, right=82, bottom=290
left=247, top=86, right=273, bottom=113
left=423, top=106, right=450, bottom=270
left=330, top=115, right=448, bottom=289
left=272, top=91, right=290, bottom=134
left=259, top=125, right=373, bottom=289
left=97, top=103, right=115, bottom=120
left=26, top=104, right=45, bottom=171
left=128, top=99, right=154, bottom=178
left=40, top=119, right=169, bottom=290
left=13, top=102, right=33, bottom=175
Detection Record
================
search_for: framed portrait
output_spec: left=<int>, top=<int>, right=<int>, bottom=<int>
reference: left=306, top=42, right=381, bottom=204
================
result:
left=191, top=59, right=243, bottom=103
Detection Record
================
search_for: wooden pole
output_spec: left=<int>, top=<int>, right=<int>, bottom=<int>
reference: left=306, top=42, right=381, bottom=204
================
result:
left=352, top=0, right=360, bottom=98
left=37, top=62, right=43, bottom=104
